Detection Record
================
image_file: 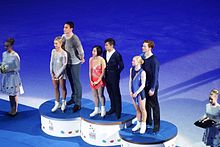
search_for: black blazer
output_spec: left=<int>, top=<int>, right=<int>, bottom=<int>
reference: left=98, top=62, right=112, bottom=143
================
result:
left=103, top=50, right=124, bottom=78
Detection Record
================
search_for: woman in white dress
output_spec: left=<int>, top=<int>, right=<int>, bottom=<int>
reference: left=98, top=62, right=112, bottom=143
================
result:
left=1, top=38, right=24, bottom=116
left=50, top=36, right=68, bottom=112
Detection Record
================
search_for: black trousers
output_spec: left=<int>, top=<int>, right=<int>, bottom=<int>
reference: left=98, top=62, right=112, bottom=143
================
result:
left=145, top=86, right=160, bottom=129
left=105, top=73, right=122, bottom=117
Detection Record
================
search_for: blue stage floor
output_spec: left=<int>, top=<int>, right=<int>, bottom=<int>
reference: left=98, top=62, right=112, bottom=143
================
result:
left=0, top=99, right=114, bottom=147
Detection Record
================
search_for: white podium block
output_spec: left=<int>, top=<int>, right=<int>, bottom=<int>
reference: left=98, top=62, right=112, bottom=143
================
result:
left=80, top=118, right=132, bottom=146
left=41, top=115, right=81, bottom=137
left=39, top=98, right=94, bottom=137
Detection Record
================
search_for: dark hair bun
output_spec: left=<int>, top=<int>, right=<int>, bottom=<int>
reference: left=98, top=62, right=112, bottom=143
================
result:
left=6, top=37, right=15, bottom=46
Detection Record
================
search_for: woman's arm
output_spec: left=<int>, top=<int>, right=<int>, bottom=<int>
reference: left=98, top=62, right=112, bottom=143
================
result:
left=133, top=71, right=146, bottom=97
left=89, top=57, right=93, bottom=85
left=129, top=68, right=133, bottom=97
left=49, top=50, right=54, bottom=78
left=5, top=52, right=20, bottom=72
left=55, top=51, right=68, bottom=78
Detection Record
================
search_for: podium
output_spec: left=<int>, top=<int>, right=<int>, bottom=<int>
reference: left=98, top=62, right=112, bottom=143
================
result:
left=39, top=98, right=93, bottom=137
left=119, top=120, right=178, bottom=147
left=80, top=103, right=135, bottom=146
left=39, top=98, right=178, bottom=146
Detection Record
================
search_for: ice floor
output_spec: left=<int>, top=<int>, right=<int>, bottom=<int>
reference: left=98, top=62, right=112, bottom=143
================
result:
left=0, top=0, right=220, bottom=146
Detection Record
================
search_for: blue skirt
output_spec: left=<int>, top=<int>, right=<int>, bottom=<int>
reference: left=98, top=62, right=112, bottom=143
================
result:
left=203, top=126, right=220, bottom=146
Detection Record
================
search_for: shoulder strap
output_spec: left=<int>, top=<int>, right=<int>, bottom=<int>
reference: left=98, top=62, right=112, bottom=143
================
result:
left=131, top=67, right=135, bottom=80
left=140, top=53, right=145, bottom=59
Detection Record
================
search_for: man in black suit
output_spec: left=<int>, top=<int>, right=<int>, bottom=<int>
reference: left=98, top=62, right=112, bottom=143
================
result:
left=103, top=38, right=124, bottom=119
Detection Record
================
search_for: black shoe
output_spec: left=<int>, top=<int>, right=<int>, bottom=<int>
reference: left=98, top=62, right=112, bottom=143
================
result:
left=146, top=122, right=153, bottom=128
left=106, top=109, right=115, bottom=115
left=116, top=114, right=121, bottom=120
left=152, top=127, right=160, bottom=133
left=146, top=121, right=152, bottom=126
left=7, top=111, right=17, bottom=117
left=72, top=105, right=81, bottom=113
left=67, top=99, right=75, bottom=105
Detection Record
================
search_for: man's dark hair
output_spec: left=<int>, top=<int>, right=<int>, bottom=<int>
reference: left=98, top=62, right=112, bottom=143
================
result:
left=93, top=45, right=103, bottom=56
left=104, top=38, right=115, bottom=46
left=65, top=21, right=74, bottom=29
left=143, top=40, right=154, bottom=49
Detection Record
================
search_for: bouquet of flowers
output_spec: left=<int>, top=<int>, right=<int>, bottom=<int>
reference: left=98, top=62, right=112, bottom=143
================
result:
left=0, top=62, right=8, bottom=73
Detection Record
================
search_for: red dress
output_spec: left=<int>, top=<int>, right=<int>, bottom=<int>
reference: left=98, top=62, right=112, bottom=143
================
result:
left=90, top=58, right=106, bottom=89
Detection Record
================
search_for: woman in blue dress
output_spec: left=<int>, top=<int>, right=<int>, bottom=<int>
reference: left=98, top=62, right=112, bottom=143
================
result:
left=129, top=56, right=147, bottom=134
left=50, top=36, right=68, bottom=112
left=1, top=38, right=24, bottom=116
left=202, top=89, right=220, bottom=147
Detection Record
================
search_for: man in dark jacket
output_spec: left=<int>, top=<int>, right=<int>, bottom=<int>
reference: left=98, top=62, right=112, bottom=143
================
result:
left=141, top=40, right=160, bottom=133
left=103, top=38, right=124, bottom=119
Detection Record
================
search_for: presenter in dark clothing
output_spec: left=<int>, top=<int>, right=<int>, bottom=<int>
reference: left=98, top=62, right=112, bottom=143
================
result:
left=103, top=38, right=124, bottom=119
left=141, top=40, right=160, bottom=133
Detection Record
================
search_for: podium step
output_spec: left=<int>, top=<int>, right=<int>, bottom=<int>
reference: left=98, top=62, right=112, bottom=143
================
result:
left=119, top=120, right=178, bottom=147
left=80, top=101, right=135, bottom=146
left=39, top=98, right=93, bottom=137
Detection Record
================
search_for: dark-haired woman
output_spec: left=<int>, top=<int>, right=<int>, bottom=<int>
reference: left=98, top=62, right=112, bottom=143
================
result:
left=0, top=38, right=24, bottom=116
left=89, top=45, right=106, bottom=117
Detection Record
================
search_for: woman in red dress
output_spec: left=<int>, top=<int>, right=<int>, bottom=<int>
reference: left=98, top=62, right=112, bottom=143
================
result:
left=89, top=45, right=106, bottom=117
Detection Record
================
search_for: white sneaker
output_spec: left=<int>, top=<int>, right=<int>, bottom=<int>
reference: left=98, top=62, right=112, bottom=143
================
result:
left=61, top=100, right=66, bottom=112
left=101, top=106, right=106, bottom=117
left=90, top=107, right=100, bottom=117
left=132, top=117, right=137, bottom=124
left=140, top=122, right=146, bottom=134
left=132, top=121, right=141, bottom=131
left=51, top=101, right=60, bottom=112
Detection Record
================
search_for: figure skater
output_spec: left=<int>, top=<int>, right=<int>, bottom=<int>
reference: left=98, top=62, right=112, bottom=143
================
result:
left=50, top=36, right=67, bottom=112
left=129, top=56, right=147, bottom=134
left=89, top=45, right=106, bottom=117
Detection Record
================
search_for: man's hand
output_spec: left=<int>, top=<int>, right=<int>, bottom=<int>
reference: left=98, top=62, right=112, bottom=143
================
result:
left=149, top=89, right=155, bottom=96
left=81, top=58, right=85, bottom=64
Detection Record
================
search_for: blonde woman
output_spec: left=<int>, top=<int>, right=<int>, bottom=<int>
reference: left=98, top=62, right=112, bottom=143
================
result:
left=50, top=36, right=67, bottom=112
left=129, top=56, right=147, bottom=134
left=202, top=89, right=220, bottom=146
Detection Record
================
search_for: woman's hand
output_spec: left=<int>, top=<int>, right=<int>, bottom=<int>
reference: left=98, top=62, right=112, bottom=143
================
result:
left=130, top=92, right=133, bottom=97
left=90, top=80, right=94, bottom=86
left=93, top=81, right=99, bottom=85
left=133, top=93, right=138, bottom=98
left=52, top=74, right=57, bottom=80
